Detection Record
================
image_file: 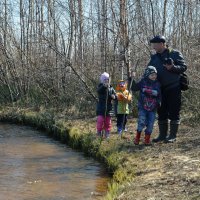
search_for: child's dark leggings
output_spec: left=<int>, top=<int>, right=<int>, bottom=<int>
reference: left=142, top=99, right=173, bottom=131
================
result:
left=117, top=114, right=127, bottom=132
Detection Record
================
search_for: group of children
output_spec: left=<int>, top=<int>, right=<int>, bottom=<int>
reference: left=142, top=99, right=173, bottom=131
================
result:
left=96, top=66, right=161, bottom=145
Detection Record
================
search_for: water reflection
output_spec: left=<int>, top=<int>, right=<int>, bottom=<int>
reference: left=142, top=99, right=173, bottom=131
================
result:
left=0, top=123, right=110, bottom=200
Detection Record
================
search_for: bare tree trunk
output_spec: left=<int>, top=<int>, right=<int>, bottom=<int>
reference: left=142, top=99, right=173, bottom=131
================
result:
left=150, top=0, right=155, bottom=36
left=97, top=0, right=102, bottom=71
left=73, top=0, right=78, bottom=64
left=3, top=0, right=7, bottom=48
left=1, top=0, right=14, bottom=102
left=162, top=0, right=168, bottom=35
left=0, top=40, right=14, bottom=102
left=67, top=0, right=75, bottom=61
left=89, top=1, right=95, bottom=65
left=78, top=0, right=83, bottom=76
left=180, top=0, right=186, bottom=51
left=101, top=0, right=107, bottom=71
left=119, top=0, right=130, bottom=79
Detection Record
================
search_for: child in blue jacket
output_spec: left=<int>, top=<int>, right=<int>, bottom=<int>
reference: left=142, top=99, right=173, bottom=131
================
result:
left=130, top=66, right=161, bottom=145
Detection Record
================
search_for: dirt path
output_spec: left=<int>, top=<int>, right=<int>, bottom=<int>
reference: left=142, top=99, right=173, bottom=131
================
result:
left=116, top=122, right=200, bottom=200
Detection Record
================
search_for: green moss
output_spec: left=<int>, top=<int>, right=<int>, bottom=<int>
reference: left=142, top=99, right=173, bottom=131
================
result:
left=103, top=182, right=119, bottom=200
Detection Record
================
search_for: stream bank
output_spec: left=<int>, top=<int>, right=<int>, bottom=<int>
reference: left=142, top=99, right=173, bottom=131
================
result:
left=0, top=106, right=199, bottom=200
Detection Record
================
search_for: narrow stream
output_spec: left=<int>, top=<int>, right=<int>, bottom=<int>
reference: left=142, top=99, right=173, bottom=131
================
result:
left=0, top=123, right=110, bottom=200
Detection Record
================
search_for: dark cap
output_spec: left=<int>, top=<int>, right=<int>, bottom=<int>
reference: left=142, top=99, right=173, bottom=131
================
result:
left=150, top=35, right=166, bottom=43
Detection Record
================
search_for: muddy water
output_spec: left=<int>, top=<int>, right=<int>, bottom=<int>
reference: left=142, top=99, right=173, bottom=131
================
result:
left=0, top=123, right=110, bottom=200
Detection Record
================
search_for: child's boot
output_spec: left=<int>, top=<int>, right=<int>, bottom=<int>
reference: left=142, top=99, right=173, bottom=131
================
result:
left=105, top=131, right=110, bottom=139
left=96, top=131, right=102, bottom=138
left=144, top=134, right=151, bottom=145
left=124, top=127, right=128, bottom=132
left=134, top=131, right=141, bottom=145
left=117, top=127, right=123, bottom=136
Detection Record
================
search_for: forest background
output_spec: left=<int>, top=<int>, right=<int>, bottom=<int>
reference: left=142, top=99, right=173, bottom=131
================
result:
left=0, top=0, right=200, bottom=123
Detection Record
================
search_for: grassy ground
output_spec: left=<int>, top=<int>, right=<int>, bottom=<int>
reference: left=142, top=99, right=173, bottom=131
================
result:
left=0, top=106, right=199, bottom=200
left=72, top=117, right=200, bottom=200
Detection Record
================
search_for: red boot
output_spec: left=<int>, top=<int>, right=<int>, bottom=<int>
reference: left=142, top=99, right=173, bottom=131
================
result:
left=134, top=131, right=141, bottom=145
left=144, top=134, right=151, bottom=145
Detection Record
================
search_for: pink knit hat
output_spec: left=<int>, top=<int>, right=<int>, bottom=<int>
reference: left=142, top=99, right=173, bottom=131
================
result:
left=100, top=72, right=110, bottom=83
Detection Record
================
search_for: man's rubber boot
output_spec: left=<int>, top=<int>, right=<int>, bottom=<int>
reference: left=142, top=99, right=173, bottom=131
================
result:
left=152, top=120, right=168, bottom=143
left=165, top=120, right=179, bottom=143
left=134, top=131, right=141, bottom=145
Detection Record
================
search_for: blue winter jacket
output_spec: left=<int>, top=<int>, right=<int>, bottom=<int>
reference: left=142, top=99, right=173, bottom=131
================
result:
left=131, top=78, right=161, bottom=112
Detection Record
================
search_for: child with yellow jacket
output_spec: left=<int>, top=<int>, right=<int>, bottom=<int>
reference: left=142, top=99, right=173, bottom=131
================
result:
left=116, top=80, right=132, bottom=135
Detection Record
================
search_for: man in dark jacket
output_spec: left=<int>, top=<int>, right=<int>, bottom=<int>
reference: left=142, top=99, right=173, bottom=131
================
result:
left=148, top=35, right=187, bottom=143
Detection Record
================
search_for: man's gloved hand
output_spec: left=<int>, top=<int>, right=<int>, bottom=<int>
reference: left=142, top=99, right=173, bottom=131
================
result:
left=164, top=58, right=173, bottom=65
left=164, top=58, right=174, bottom=70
